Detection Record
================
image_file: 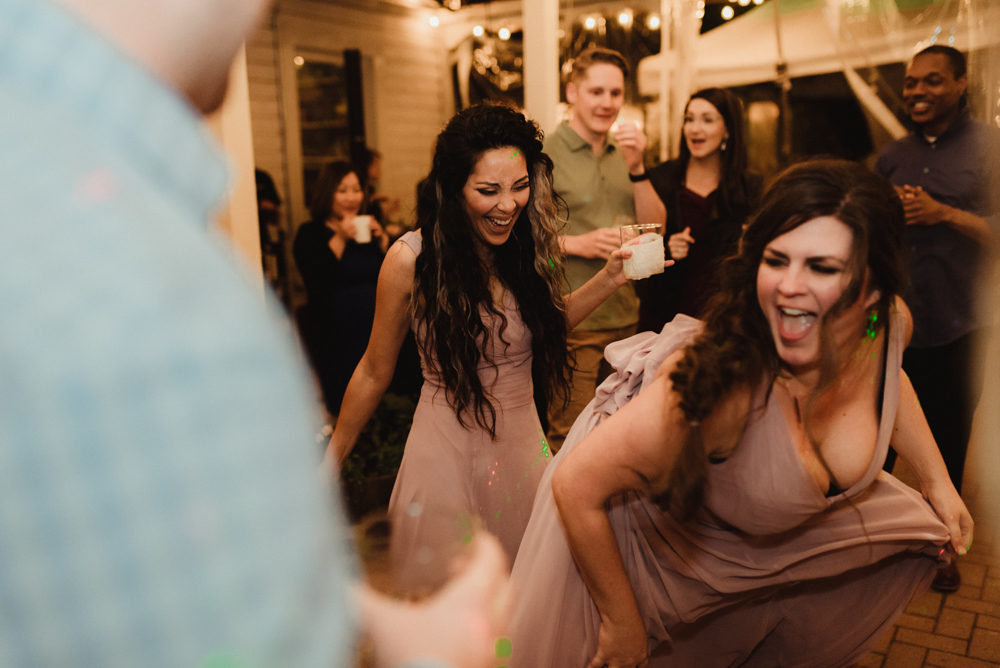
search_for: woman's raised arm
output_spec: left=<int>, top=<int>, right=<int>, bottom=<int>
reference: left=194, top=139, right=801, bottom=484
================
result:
left=563, top=249, right=673, bottom=329
left=323, top=240, right=416, bottom=469
left=552, top=354, right=690, bottom=668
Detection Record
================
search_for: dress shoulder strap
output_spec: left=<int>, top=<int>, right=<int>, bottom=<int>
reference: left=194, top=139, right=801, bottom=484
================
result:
left=842, top=307, right=907, bottom=498
left=397, top=230, right=423, bottom=256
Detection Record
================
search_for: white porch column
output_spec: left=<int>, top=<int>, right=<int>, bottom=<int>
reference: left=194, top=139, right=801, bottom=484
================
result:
left=205, top=45, right=264, bottom=295
left=522, top=0, right=560, bottom=135
left=659, top=0, right=671, bottom=162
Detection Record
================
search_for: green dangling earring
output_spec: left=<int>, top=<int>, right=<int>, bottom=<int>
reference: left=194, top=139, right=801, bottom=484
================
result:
left=865, top=311, right=878, bottom=340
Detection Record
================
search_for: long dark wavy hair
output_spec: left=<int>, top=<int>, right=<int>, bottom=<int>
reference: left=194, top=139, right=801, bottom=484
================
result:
left=414, top=103, right=570, bottom=437
left=671, top=88, right=750, bottom=215
left=661, top=159, right=908, bottom=518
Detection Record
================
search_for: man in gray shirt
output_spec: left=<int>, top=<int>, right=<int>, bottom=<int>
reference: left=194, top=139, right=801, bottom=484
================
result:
left=874, top=45, right=999, bottom=592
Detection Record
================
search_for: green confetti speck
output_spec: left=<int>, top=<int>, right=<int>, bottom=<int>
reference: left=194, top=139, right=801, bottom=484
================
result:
left=496, top=511, right=501, bottom=518
left=201, top=654, right=243, bottom=668
left=495, top=637, right=513, bottom=657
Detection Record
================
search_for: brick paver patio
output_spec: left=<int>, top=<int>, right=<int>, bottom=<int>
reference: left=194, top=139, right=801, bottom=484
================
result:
left=855, top=439, right=1000, bottom=668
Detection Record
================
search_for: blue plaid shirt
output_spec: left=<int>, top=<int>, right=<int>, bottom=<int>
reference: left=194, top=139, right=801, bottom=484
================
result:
left=0, top=1, right=392, bottom=666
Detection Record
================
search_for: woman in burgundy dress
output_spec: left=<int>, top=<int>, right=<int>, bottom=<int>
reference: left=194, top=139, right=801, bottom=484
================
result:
left=638, top=88, right=762, bottom=333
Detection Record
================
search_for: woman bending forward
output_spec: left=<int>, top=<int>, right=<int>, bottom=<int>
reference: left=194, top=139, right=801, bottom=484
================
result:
left=508, top=159, right=972, bottom=667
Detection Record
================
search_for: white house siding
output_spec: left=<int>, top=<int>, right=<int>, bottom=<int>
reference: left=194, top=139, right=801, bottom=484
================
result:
left=245, top=0, right=452, bottom=307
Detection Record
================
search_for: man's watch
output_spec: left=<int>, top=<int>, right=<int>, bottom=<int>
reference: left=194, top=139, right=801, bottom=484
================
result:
left=628, top=171, right=650, bottom=182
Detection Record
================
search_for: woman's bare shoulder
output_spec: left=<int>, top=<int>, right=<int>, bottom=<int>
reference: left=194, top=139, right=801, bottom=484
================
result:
left=893, top=296, right=913, bottom=347
left=386, top=235, right=418, bottom=267
left=379, top=237, right=419, bottom=298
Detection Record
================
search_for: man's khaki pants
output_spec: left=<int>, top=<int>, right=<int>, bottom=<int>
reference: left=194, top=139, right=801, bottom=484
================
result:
left=547, top=324, right=636, bottom=453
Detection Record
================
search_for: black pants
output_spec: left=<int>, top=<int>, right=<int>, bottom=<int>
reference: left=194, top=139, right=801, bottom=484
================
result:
left=884, top=330, right=986, bottom=493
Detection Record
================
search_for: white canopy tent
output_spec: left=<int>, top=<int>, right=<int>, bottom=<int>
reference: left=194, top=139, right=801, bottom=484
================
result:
left=638, top=0, right=1000, bottom=157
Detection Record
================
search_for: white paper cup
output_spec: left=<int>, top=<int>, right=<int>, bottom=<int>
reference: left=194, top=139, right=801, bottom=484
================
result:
left=353, top=215, right=373, bottom=243
left=620, top=223, right=664, bottom=280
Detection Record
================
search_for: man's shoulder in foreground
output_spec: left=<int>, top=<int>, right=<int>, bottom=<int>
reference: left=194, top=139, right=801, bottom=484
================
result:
left=0, top=3, right=356, bottom=666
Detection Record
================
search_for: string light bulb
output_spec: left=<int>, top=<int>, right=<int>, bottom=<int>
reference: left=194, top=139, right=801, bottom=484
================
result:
left=498, top=27, right=511, bottom=40
left=429, top=15, right=439, bottom=27
left=648, top=14, right=661, bottom=29
left=473, top=25, right=484, bottom=37
left=721, top=6, right=735, bottom=19
left=584, top=16, right=596, bottom=29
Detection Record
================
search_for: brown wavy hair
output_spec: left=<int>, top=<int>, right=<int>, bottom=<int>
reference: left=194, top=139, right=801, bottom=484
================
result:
left=660, top=159, right=907, bottom=518
left=674, top=88, right=751, bottom=217
left=414, top=103, right=570, bottom=437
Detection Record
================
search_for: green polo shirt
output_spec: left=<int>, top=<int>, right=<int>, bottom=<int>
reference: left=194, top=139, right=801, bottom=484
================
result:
left=545, top=121, right=638, bottom=331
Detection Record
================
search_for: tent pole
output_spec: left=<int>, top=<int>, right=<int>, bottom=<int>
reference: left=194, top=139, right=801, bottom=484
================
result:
left=660, top=0, right=671, bottom=162
left=773, top=0, right=792, bottom=164
left=523, top=0, right=560, bottom=134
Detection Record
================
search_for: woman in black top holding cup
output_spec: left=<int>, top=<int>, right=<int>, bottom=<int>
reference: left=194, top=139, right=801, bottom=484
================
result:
left=294, top=160, right=389, bottom=416
left=637, top=88, right=762, bottom=333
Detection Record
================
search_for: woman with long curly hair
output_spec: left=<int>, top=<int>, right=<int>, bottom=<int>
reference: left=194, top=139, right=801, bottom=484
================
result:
left=325, top=104, right=660, bottom=588
left=637, top=87, right=762, bottom=333
left=507, top=159, right=972, bottom=667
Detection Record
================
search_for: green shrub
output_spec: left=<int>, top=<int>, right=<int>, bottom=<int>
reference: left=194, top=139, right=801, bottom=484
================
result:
left=339, top=392, right=416, bottom=483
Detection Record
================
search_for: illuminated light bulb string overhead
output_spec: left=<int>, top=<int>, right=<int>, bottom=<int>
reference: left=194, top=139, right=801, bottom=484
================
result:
left=702, top=0, right=768, bottom=31
left=433, top=0, right=767, bottom=35
left=437, top=0, right=770, bottom=108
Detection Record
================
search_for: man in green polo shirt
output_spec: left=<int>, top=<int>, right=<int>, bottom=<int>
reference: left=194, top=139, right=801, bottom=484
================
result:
left=546, top=46, right=666, bottom=452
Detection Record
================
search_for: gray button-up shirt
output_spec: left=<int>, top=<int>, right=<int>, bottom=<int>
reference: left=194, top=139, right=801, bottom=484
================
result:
left=874, top=109, right=1000, bottom=348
